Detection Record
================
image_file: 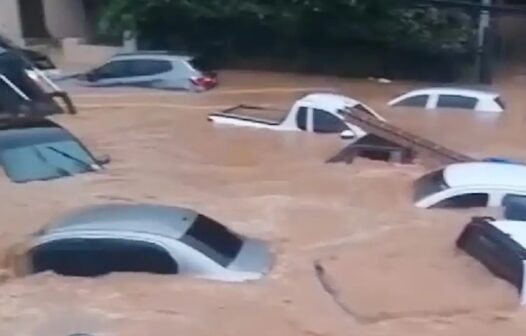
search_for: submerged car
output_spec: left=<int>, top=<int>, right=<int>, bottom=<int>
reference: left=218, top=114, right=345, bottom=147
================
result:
left=0, top=118, right=109, bottom=183
left=77, top=51, right=217, bottom=92
left=414, top=162, right=526, bottom=209
left=388, top=87, right=505, bottom=113
left=26, top=203, right=272, bottom=282
left=456, top=217, right=526, bottom=306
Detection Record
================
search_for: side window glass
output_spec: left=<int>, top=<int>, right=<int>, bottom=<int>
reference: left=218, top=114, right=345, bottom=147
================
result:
left=503, top=194, right=526, bottom=221
left=296, top=106, right=307, bottom=131
left=96, top=60, right=129, bottom=79
left=436, top=95, right=478, bottom=109
left=313, top=108, right=347, bottom=133
left=432, top=193, right=489, bottom=209
left=394, top=95, right=428, bottom=107
left=128, top=59, right=172, bottom=77
left=30, top=238, right=178, bottom=276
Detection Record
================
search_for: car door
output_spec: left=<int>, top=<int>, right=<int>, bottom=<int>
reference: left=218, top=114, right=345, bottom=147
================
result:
left=86, top=60, right=130, bottom=87
left=123, top=59, right=173, bottom=88
left=30, top=237, right=179, bottom=276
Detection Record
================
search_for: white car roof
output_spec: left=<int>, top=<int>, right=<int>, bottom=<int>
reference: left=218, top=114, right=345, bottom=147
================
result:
left=298, top=93, right=385, bottom=120
left=300, top=93, right=361, bottom=109
left=443, top=162, right=526, bottom=189
left=489, top=220, right=526, bottom=248
left=398, top=87, right=499, bottom=99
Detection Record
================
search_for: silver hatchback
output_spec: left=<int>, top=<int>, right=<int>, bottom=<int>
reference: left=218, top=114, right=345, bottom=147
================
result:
left=24, top=203, right=272, bottom=282
left=78, top=52, right=218, bottom=92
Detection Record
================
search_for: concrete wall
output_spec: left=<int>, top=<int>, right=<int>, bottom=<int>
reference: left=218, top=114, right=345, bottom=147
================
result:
left=0, top=0, right=24, bottom=44
left=62, top=38, right=121, bottom=65
left=43, top=0, right=87, bottom=38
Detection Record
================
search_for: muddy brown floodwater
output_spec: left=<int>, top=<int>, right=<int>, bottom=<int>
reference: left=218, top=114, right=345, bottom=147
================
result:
left=1, top=70, right=526, bottom=335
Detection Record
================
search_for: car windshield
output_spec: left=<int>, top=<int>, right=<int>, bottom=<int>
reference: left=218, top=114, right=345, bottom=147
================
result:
left=1, top=140, right=97, bottom=183
left=413, top=168, right=449, bottom=202
left=180, top=214, right=243, bottom=267
left=495, top=96, right=506, bottom=110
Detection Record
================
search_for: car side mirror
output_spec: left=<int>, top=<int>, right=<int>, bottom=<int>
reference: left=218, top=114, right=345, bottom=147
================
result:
left=340, top=130, right=355, bottom=140
left=95, top=154, right=111, bottom=165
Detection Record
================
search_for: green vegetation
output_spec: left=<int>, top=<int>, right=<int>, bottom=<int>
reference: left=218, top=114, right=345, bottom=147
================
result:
left=98, top=0, right=477, bottom=81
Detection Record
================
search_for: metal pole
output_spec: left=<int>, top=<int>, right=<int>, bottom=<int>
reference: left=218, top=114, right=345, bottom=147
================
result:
left=476, top=0, right=492, bottom=82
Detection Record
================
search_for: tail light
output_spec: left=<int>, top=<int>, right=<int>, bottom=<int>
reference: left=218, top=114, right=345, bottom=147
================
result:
left=190, top=76, right=216, bottom=87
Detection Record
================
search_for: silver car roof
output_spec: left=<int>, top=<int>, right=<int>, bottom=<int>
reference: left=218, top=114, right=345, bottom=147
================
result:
left=43, top=203, right=198, bottom=238
left=110, top=52, right=194, bottom=62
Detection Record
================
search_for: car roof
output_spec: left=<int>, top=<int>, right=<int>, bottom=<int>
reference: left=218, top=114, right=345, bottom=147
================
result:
left=443, top=162, right=526, bottom=189
left=111, top=51, right=194, bottom=62
left=400, top=87, right=499, bottom=99
left=489, top=220, right=526, bottom=248
left=43, top=203, right=199, bottom=239
left=300, top=93, right=361, bottom=109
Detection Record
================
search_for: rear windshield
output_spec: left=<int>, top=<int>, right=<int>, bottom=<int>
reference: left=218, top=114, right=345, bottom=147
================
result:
left=413, top=169, right=449, bottom=202
left=457, top=220, right=526, bottom=292
left=494, top=96, right=506, bottom=110
left=180, top=214, right=243, bottom=267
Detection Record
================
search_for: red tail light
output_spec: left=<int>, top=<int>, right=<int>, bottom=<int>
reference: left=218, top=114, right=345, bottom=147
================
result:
left=190, top=76, right=216, bottom=87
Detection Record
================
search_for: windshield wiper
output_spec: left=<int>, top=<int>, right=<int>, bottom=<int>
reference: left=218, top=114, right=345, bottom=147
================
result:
left=32, top=147, right=72, bottom=178
left=45, top=146, right=100, bottom=172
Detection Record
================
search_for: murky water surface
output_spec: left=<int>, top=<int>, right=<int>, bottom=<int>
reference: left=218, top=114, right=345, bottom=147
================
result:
left=2, top=71, right=526, bottom=335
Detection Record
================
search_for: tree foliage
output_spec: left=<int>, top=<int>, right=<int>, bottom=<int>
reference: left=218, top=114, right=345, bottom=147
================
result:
left=97, top=0, right=477, bottom=80
left=99, top=0, right=474, bottom=52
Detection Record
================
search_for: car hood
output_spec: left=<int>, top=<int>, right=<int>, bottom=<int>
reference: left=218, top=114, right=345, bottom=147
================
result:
left=227, top=238, right=272, bottom=276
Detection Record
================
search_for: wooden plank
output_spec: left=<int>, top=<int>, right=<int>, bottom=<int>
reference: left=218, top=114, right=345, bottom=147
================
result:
left=342, top=110, right=474, bottom=165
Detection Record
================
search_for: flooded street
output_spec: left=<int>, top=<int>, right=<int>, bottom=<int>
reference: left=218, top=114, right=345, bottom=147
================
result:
left=2, top=70, right=526, bottom=335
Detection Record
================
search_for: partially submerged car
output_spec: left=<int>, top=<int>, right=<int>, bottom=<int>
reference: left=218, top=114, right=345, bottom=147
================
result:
left=456, top=217, right=526, bottom=306
left=414, top=162, right=526, bottom=209
left=208, top=93, right=386, bottom=140
left=76, top=51, right=217, bottom=92
left=24, top=203, right=272, bottom=282
left=388, top=87, right=505, bottom=113
left=0, top=118, right=109, bottom=183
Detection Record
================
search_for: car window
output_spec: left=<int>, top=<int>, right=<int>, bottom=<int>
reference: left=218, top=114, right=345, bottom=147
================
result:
left=95, top=60, right=130, bottom=79
left=457, top=222, right=525, bottom=291
left=494, top=96, right=506, bottom=110
left=313, top=108, right=348, bottom=133
left=394, top=95, right=428, bottom=107
left=30, top=238, right=179, bottom=276
left=180, top=214, right=243, bottom=267
left=436, top=94, right=478, bottom=109
left=413, top=169, right=449, bottom=202
left=296, top=106, right=307, bottom=131
left=128, top=59, right=172, bottom=77
left=503, top=194, right=526, bottom=221
left=0, top=140, right=96, bottom=183
left=431, top=193, right=489, bottom=209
